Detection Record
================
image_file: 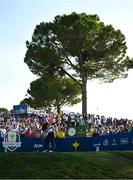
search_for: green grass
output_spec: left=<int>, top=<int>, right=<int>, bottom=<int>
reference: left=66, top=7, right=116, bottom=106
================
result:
left=0, top=151, right=133, bottom=179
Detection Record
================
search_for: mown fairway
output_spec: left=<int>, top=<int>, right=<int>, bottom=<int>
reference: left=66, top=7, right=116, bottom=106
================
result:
left=0, top=151, right=133, bottom=179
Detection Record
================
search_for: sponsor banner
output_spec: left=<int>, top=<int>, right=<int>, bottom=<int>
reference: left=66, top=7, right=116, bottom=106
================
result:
left=0, top=132, right=133, bottom=152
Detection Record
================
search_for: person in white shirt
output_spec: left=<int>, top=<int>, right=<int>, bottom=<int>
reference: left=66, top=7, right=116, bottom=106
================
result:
left=0, top=127, right=6, bottom=138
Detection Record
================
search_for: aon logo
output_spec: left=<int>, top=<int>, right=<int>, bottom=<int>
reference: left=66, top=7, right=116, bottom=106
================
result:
left=34, top=144, right=43, bottom=148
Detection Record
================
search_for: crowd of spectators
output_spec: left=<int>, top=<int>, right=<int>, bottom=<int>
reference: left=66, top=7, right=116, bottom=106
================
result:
left=0, top=112, right=133, bottom=138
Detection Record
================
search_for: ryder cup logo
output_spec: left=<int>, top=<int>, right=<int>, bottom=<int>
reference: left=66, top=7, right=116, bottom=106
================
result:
left=2, top=131, right=21, bottom=152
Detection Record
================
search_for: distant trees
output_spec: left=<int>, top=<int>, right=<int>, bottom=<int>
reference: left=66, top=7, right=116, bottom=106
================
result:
left=24, top=12, right=133, bottom=114
left=0, top=108, right=8, bottom=114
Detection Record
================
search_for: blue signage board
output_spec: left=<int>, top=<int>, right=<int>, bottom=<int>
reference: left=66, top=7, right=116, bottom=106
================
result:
left=89, top=132, right=133, bottom=151
left=13, top=105, right=28, bottom=114
left=0, top=132, right=133, bottom=152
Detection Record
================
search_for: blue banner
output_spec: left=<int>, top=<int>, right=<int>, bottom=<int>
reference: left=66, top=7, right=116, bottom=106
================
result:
left=0, top=132, right=133, bottom=152
left=13, top=105, right=28, bottom=114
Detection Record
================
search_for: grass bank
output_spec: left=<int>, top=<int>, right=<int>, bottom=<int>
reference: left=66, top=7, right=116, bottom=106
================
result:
left=0, top=151, right=133, bottom=179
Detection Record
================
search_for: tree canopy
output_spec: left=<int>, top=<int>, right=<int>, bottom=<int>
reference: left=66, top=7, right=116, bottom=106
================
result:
left=20, top=76, right=81, bottom=113
left=0, top=108, right=8, bottom=114
left=24, top=12, right=132, bottom=113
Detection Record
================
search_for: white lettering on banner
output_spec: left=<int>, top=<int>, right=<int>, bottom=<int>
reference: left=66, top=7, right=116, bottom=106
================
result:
left=120, top=138, right=129, bottom=145
left=3, top=142, right=21, bottom=147
left=93, top=143, right=100, bottom=147
left=103, top=139, right=109, bottom=146
left=2, top=131, right=21, bottom=152
left=47, top=142, right=56, bottom=149
left=112, top=139, right=118, bottom=146
left=34, top=144, right=43, bottom=148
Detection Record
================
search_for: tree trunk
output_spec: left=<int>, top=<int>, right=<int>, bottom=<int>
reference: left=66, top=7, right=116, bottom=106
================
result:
left=57, top=104, right=61, bottom=114
left=80, top=50, right=88, bottom=115
left=82, top=72, right=87, bottom=114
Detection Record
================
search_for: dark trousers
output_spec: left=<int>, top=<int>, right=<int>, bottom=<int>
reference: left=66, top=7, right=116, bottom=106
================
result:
left=44, top=132, right=54, bottom=151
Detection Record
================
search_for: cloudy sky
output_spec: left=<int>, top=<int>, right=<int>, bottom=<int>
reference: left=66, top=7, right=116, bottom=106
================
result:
left=0, top=0, right=133, bottom=118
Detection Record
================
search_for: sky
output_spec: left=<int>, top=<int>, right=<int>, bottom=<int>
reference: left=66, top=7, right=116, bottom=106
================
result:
left=0, top=0, right=133, bottom=119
